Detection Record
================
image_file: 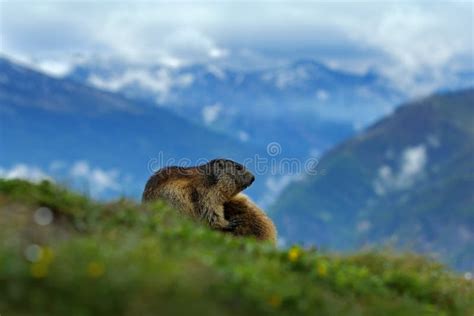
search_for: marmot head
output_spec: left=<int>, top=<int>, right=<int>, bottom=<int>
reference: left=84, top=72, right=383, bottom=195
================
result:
left=201, top=159, right=255, bottom=198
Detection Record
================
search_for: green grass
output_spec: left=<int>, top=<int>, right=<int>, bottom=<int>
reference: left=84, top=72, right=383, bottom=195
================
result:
left=0, top=179, right=473, bottom=316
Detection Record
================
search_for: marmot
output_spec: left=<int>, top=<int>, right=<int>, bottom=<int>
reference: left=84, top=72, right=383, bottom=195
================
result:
left=222, top=194, right=277, bottom=245
left=142, top=159, right=277, bottom=243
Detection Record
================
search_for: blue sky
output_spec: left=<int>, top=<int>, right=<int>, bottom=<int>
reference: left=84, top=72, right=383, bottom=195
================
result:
left=1, top=1, right=473, bottom=93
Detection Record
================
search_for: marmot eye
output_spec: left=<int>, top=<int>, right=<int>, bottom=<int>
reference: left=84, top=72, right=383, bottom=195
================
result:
left=236, top=165, right=243, bottom=171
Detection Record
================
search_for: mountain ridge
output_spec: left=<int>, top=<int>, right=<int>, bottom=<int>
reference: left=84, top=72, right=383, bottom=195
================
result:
left=66, top=56, right=404, bottom=158
left=271, top=88, right=474, bottom=271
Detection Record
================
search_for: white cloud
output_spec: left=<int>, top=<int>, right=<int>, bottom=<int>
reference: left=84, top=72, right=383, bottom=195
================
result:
left=374, top=144, right=428, bottom=195
left=94, top=20, right=229, bottom=65
left=401, top=145, right=427, bottom=179
left=70, top=161, right=90, bottom=177
left=159, top=28, right=229, bottom=62
left=87, top=68, right=194, bottom=101
left=262, top=66, right=309, bottom=89
left=36, top=59, right=73, bottom=77
left=259, top=174, right=304, bottom=207
left=0, top=161, right=125, bottom=197
left=238, top=130, right=249, bottom=142
left=316, top=89, right=329, bottom=101
left=70, top=161, right=120, bottom=193
left=1, top=54, right=81, bottom=78
left=0, top=164, right=52, bottom=183
left=0, top=2, right=471, bottom=93
left=207, top=65, right=227, bottom=80
left=209, top=47, right=229, bottom=59
left=202, top=103, right=222, bottom=125
left=336, top=4, right=473, bottom=95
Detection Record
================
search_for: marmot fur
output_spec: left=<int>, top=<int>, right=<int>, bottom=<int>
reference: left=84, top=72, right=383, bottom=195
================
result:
left=142, top=159, right=277, bottom=243
left=223, top=194, right=277, bottom=245
left=142, top=159, right=255, bottom=229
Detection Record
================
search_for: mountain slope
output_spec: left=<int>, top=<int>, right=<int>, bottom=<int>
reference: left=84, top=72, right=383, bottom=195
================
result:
left=0, top=58, right=265, bottom=199
left=272, top=89, right=474, bottom=271
left=1, top=179, right=473, bottom=315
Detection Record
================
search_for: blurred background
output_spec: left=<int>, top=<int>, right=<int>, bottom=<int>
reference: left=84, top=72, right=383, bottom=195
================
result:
left=0, top=1, right=473, bottom=271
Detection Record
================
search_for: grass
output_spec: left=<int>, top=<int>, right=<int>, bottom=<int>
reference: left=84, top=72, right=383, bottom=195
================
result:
left=0, top=179, right=473, bottom=316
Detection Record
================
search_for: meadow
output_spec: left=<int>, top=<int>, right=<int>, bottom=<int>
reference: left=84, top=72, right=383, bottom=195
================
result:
left=1, top=179, right=473, bottom=315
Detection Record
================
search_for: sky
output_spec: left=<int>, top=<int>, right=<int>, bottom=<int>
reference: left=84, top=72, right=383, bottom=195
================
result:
left=0, top=1, right=473, bottom=93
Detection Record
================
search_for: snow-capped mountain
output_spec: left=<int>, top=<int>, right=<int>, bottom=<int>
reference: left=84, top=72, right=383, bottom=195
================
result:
left=67, top=59, right=409, bottom=159
left=66, top=57, right=473, bottom=160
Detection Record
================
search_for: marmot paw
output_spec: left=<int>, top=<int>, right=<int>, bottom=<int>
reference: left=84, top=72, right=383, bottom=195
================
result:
left=222, top=218, right=245, bottom=231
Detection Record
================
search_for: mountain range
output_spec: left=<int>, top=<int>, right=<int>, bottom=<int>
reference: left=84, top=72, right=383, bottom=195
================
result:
left=271, top=88, right=474, bottom=271
left=67, top=59, right=408, bottom=158
left=1, top=56, right=415, bottom=205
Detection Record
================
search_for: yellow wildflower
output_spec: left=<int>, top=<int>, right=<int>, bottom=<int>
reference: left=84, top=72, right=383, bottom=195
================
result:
left=316, top=261, right=328, bottom=277
left=288, top=246, right=301, bottom=262
left=40, top=247, right=55, bottom=264
left=31, top=262, right=48, bottom=278
left=29, top=246, right=54, bottom=278
left=268, top=295, right=282, bottom=308
left=87, top=262, right=105, bottom=278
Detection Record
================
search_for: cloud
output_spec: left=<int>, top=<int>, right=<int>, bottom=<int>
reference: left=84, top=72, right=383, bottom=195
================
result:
left=70, top=161, right=120, bottom=193
left=338, top=4, right=473, bottom=95
left=0, top=1, right=472, bottom=93
left=1, top=3, right=230, bottom=68
left=262, top=65, right=310, bottom=89
left=0, top=161, right=125, bottom=197
left=238, top=130, right=249, bottom=142
left=35, top=59, right=74, bottom=77
left=206, top=65, right=227, bottom=80
left=87, top=68, right=194, bottom=101
left=0, top=164, right=52, bottom=182
left=259, top=174, right=304, bottom=207
left=374, top=145, right=428, bottom=195
left=316, top=89, right=329, bottom=101
left=202, top=103, right=222, bottom=125
left=401, top=145, right=427, bottom=179
left=161, top=29, right=229, bottom=61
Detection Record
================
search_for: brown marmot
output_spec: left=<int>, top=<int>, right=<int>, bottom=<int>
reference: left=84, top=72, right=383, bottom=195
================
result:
left=142, top=159, right=277, bottom=243
left=222, top=194, right=277, bottom=245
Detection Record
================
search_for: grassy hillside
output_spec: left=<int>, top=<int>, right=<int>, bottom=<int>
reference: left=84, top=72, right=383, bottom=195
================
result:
left=1, top=179, right=473, bottom=315
left=272, top=89, right=474, bottom=271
